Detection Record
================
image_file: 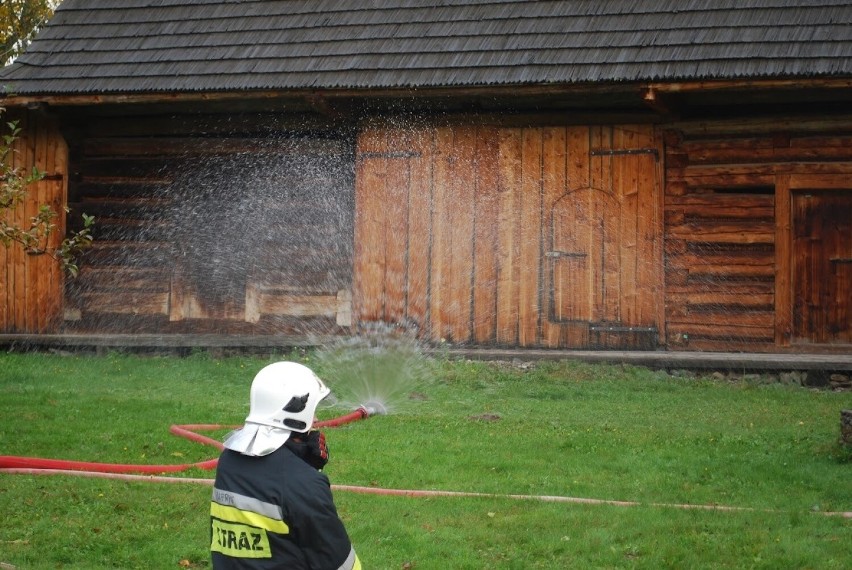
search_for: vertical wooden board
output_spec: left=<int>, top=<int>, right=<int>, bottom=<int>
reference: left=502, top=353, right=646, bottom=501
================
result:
left=6, top=115, right=20, bottom=330
left=0, top=113, right=10, bottom=329
left=33, top=115, right=49, bottom=331
left=52, top=127, right=69, bottom=331
left=615, top=127, right=638, bottom=324
left=43, top=118, right=60, bottom=331
left=12, top=113, right=31, bottom=331
left=45, top=122, right=61, bottom=330
left=638, top=127, right=662, bottom=327
left=540, top=126, right=567, bottom=346
left=588, top=127, right=607, bottom=323
left=0, top=179, right=8, bottom=330
left=429, top=127, right=454, bottom=340
left=553, top=190, right=589, bottom=323
left=353, top=128, right=388, bottom=323
left=774, top=175, right=792, bottom=345
left=828, top=192, right=851, bottom=343
left=168, top=269, right=192, bottom=321
left=598, top=127, right=624, bottom=324
left=589, top=126, right=609, bottom=191
left=599, top=189, right=623, bottom=324
left=472, top=126, right=499, bottom=343
left=792, top=191, right=852, bottom=344
left=448, top=125, right=476, bottom=342
left=567, top=126, right=590, bottom=190
left=620, top=171, right=642, bottom=325
left=2, top=110, right=23, bottom=332
left=792, top=198, right=819, bottom=340
left=404, top=128, right=433, bottom=333
left=561, top=126, right=592, bottom=347
left=40, top=123, right=55, bottom=330
left=496, top=128, right=522, bottom=345
left=382, top=129, right=410, bottom=324
left=26, top=116, right=40, bottom=331
left=603, top=127, right=624, bottom=324
left=822, top=194, right=847, bottom=343
left=518, top=128, right=542, bottom=346
left=244, top=280, right=261, bottom=323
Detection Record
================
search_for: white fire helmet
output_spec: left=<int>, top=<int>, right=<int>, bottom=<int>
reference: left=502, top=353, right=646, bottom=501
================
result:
left=223, top=362, right=331, bottom=457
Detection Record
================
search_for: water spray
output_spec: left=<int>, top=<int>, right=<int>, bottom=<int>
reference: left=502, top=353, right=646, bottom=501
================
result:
left=311, top=401, right=387, bottom=429
left=360, top=400, right=388, bottom=417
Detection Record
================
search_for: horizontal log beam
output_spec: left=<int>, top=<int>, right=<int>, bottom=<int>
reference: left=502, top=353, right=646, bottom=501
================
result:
left=4, top=78, right=850, bottom=108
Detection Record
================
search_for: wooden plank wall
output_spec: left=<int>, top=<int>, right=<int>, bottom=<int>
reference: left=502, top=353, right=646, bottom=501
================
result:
left=664, top=117, right=852, bottom=352
left=354, top=121, right=662, bottom=348
left=63, top=113, right=354, bottom=333
left=0, top=109, right=66, bottom=333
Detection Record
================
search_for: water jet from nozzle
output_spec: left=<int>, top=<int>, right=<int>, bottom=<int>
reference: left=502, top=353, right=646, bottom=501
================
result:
left=314, top=330, right=434, bottom=417
left=360, top=400, right=388, bottom=416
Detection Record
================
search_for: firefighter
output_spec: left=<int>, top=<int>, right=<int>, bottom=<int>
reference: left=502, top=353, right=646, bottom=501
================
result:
left=211, top=361, right=361, bottom=569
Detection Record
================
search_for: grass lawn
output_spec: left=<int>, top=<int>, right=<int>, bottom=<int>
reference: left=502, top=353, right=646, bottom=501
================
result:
left=0, top=350, right=850, bottom=569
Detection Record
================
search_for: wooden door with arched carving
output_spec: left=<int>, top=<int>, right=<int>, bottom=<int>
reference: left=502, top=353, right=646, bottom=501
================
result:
left=544, top=126, right=661, bottom=349
left=549, top=186, right=621, bottom=324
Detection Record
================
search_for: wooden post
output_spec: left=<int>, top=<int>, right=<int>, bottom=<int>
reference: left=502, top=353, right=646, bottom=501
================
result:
left=774, top=174, right=792, bottom=346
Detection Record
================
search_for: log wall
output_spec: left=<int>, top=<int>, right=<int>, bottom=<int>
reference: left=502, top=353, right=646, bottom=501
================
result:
left=664, top=117, right=852, bottom=351
left=0, top=110, right=66, bottom=333
left=5, top=106, right=849, bottom=353
left=354, top=121, right=663, bottom=348
left=61, top=113, right=354, bottom=334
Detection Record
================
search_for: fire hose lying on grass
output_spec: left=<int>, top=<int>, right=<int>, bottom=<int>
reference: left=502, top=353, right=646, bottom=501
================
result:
left=0, top=405, right=378, bottom=475
left=1, top=402, right=849, bottom=518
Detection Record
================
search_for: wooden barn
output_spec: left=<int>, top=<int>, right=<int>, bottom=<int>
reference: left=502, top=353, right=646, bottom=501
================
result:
left=1, top=0, right=850, bottom=356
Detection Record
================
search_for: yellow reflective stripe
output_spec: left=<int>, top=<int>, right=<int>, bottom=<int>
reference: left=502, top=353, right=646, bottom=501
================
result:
left=353, top=553, right=362, bottom=570
left=211, top=519, right=272, bottom=559
left=210, top=502, right=289, bottom=535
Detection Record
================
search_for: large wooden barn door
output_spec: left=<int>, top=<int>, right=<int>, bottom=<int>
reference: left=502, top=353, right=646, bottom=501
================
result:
left=353, top=127, right=431, bottom=331
left=546, top=126, right=661, bottom=348
left=353, top=122, right=662, bottom=348
left=0, top=111, right=67, bottom=333
left=791, top=190, right=852, bottom=345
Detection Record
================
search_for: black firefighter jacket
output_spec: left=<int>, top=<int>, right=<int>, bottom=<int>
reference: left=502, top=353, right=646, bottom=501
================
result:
left=211, top=444, right=361, bottom=570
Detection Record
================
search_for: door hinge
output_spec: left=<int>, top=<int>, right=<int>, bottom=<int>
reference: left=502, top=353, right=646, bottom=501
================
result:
left=589, top=148, right=659, bottom=160
left=545, top=251, right=587, bottom=259
left=357, top=151, right=421, bottom=160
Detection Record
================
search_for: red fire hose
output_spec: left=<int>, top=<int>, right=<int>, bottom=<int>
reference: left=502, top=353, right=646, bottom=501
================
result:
left=2, top=406, right=849, bottom=518
left=0, top=406, right=372, bottom=475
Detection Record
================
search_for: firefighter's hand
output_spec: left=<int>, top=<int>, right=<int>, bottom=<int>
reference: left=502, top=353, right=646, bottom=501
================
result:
left=287, top=430, right=329, bottom=470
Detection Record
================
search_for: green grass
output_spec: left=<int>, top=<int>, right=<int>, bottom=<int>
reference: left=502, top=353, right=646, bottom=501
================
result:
left=0, top=351, right=850, bottom=569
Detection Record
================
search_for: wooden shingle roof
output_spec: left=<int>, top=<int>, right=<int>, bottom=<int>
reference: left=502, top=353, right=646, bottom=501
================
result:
left=2, top=0, right=851, bottom=96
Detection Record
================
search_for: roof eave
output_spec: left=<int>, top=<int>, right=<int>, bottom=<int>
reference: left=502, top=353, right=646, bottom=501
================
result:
left=2, top=77, right=850, bottom=115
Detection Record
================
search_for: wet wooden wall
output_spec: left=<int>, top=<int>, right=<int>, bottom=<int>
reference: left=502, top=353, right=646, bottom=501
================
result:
left=0, top=110, right=66, bottom=333
left=5, top=107, right=848, bottom=352
left=61, top=113, right=354, bottom=334
left=353, top=122, right=663, bottom=348
left=664, top=117, right=852, bottom=351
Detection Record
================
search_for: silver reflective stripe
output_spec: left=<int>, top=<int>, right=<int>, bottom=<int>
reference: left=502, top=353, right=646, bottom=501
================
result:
left=212, top=486, right=283, bottom=521
left=337, top=546, right=358, bottom=570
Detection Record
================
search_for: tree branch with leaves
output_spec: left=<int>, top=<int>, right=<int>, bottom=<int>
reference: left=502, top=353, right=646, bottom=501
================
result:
left=2, top=1, right=90, bottom=276
left=1, top=0, right=60, bottom=67
left=1, top=112, right=94, bottom=276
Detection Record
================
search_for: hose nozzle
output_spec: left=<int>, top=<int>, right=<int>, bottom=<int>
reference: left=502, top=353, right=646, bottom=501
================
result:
left=359, top=400, right=388, bottom=416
